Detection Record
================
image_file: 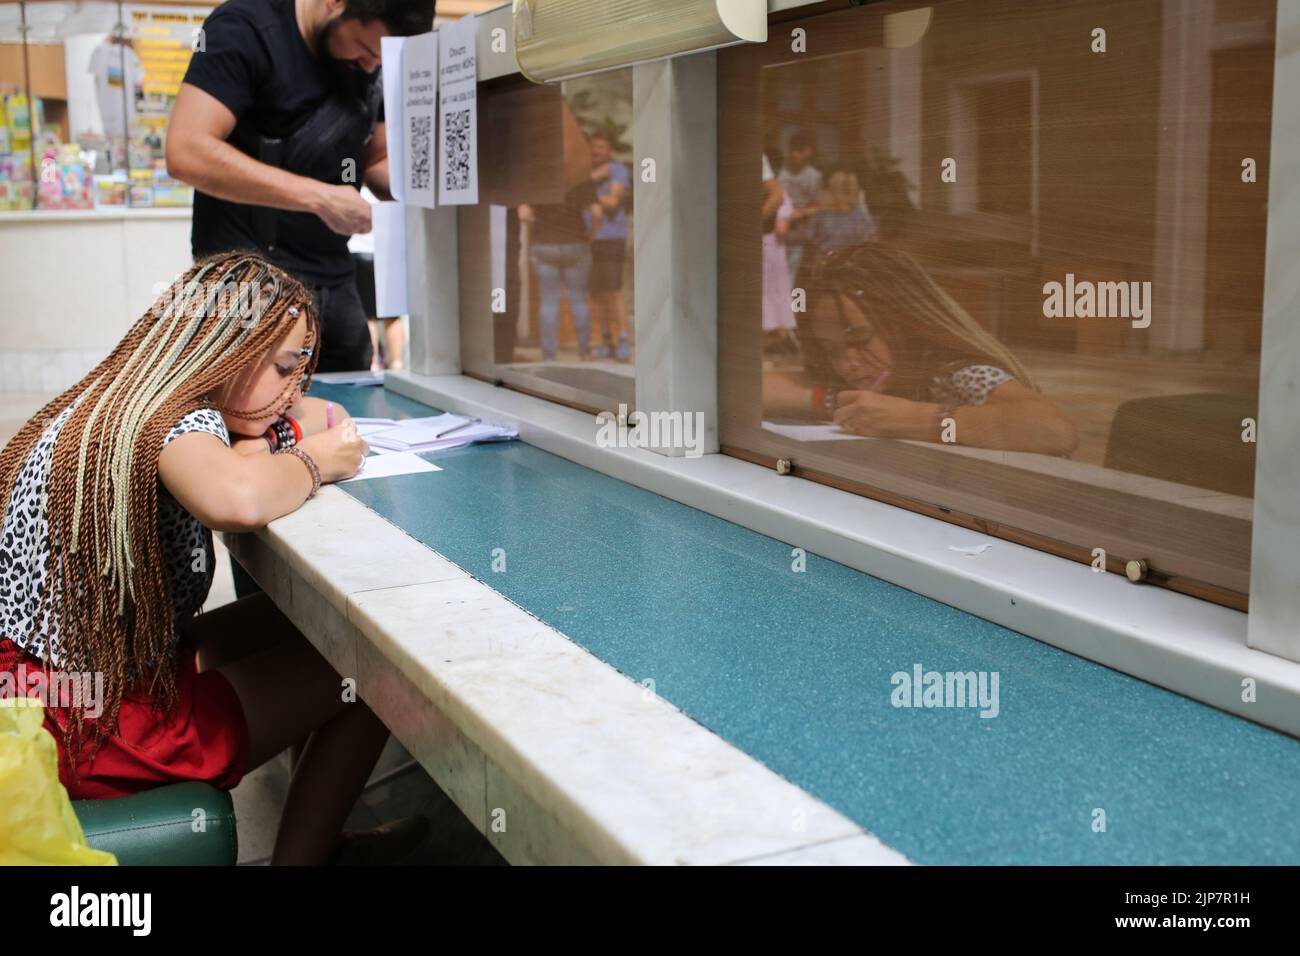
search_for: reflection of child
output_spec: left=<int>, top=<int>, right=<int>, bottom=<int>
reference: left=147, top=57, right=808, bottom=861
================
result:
left=763, top=243, right=1077, bottom=455
left=802, top=167, right=878, bottom=286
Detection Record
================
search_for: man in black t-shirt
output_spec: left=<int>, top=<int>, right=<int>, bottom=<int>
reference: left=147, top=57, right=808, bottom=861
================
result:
left=167, top=0, right=435, bottom=372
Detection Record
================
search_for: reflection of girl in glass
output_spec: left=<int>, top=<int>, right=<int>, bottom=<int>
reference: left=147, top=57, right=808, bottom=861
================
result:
left=764, top=243, right=1077, bottom=455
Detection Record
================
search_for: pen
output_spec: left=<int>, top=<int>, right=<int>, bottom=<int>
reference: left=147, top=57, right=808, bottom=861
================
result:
left=436, top=418, right=478, bottom=439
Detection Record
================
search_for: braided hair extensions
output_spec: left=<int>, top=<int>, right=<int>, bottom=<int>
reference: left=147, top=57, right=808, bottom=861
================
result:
left=0, top=250, right=320, bottom=763
left=799, top=243, right=1040, bottom=397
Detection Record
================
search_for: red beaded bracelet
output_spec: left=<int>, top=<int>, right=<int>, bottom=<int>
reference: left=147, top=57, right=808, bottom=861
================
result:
left=810, top=385, right=836, bottom=419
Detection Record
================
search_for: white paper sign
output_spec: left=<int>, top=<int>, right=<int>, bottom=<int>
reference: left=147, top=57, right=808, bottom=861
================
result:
left=373, top=201, right=408, bottom=318
left=381, top=35, right=406, bottom=202
left=437, top=15, right=479, bottom=205
left=401, top=31, right=439, bottom=209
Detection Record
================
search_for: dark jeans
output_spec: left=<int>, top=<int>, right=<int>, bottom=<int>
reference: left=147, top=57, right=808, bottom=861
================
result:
left=231, top=275, right=373, bottom=599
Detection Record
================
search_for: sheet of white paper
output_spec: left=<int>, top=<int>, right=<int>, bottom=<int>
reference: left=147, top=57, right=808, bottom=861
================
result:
left=381, top=36, right=406, bottom=202
left=437, top=15, right=478, bottom=205
left=401, top=31, right=439, bottom=209
left=362, top=415, right=518, bottom=453
left=363, top=414, right=468, bottom=445
left=373, top=200, right=408, bottom=317
left=356, top=420, right=399, bottom=438
left=339, top=451, right=443, bottom=482
left=311, top=370, right=385, bottom=386
left=761, top=421, right=864, bottom=442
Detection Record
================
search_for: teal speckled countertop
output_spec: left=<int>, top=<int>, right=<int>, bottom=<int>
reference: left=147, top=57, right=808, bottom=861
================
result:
left=310, top=381, right=1300, bottom=865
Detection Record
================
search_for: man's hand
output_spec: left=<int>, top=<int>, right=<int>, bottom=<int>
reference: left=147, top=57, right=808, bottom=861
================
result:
left=311, top=183, right=373, bottom=236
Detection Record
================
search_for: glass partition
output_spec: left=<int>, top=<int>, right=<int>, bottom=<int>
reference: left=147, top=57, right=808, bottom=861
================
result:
left=460, top=69, right=634, bottom=414
left=719, top=0, right=1274, bottom=607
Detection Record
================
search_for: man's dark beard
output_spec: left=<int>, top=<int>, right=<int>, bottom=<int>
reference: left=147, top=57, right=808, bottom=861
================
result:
left=313, top=17, right=369, bottom=96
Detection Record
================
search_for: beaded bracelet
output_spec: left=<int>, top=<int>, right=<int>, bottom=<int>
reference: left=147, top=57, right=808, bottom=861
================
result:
left=270, top=416, right=296, bottom=450
left=810, top=385, right=837, bottom=420
left=277, top=445, right=321, bottom=498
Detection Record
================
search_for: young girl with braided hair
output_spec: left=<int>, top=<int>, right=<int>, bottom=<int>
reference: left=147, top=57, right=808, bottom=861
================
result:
left=0, top=250, right=411, bottom=864
left=764, top=242, right=1077, bottom=456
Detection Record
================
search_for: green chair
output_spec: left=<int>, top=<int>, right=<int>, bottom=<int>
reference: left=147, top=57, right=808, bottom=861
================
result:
left=72, top=782, right=238, bottom=866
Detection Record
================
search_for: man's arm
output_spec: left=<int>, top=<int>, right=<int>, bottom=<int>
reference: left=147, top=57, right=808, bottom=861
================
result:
left=362, top=121, right=391, bottom=200
left=166, top=82, right=372, bottom=236
left=596, top=180, right=624, bottom=215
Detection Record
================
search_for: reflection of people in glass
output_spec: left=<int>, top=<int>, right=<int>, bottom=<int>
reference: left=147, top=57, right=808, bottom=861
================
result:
left=778, top=132, right=822, bottom=288
left=518, top=177, right=602, bottom=362
left=765, top=244, right=1077, bottom=455
left=800, top=164, right=878, bottom=286
left=761, top=151, right=799, bottom=360
left=583, top=130, right=631, bottom=361
left=89, top=34, right=143, bottom=143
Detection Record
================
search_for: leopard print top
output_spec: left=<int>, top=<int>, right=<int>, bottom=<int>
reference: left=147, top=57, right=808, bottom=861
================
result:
left=0, top=398, right=230, bottom=667
left=929, top=364, right=1015, bottom=407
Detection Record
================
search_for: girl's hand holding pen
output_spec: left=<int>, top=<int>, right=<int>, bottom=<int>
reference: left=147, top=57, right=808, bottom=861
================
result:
left=833, top=389, right=929, bottom=438
left=299, top=418, right=370, bottom=483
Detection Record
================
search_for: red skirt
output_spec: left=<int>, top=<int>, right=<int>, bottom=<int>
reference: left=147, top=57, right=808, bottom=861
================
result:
left=0, top=637, right=250, bottom=801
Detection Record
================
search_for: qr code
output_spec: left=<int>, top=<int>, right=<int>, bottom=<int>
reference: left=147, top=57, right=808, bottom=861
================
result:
left=410, top=114, right=432, bottom=190
left=443, top=109, right=471, bottom=192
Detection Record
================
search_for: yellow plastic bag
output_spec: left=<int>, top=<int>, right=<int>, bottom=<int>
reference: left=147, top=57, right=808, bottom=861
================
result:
left=0, top=697, right=117, bottom=865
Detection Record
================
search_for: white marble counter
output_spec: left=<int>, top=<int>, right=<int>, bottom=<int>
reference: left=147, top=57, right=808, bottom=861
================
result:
left=220, top=488, right=909, bottom=865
